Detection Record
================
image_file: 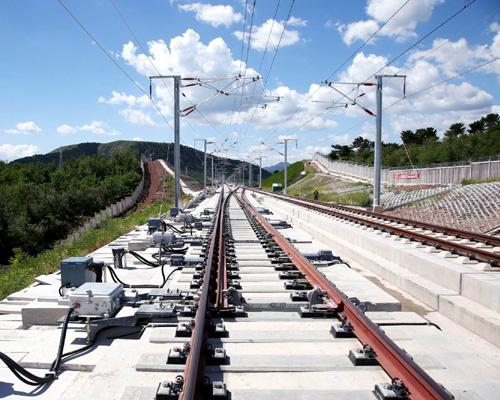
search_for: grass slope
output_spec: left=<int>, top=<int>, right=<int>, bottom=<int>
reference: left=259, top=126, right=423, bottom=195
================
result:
left=287, top=172, right=372, bottom=206
left=0, top=181, right=174, bottom=300
left=261, top=161, right=304, bottom=189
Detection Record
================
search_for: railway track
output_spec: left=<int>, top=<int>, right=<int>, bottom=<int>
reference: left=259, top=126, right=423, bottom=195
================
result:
left=176, top=187, right=454, bottom=400
left=4, top=186, right=498, bottom=399
left=250, top=189, right=500, bottom=268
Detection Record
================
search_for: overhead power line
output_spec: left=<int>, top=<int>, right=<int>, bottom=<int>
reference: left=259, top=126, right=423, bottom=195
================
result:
left=328, top=56, right=500, bottom=143
left=239, top=0, right=257, bottom=107
left=240, top=0, right=296, bottom=137
left=277, top=0, right=479, bottom=138
left=57, top=0, right=174, bottom=132
left=305, top=0, right=413, bottom=104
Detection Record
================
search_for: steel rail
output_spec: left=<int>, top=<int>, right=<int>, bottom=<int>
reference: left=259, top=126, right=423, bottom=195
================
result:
left=254, top=188, right=500, bottom=247
left=237, top=189, right=454, bottom=400
left=319, top=199, right=500, bottom=247
left=216, top=192, right=233, bottom=309
left=251, top=189, right=500, bottom=267
left=180, top=188, right=227, bottom=400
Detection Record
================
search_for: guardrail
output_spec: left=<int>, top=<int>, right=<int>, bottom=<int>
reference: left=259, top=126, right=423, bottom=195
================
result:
left=313, top=153, right=500, bottom=185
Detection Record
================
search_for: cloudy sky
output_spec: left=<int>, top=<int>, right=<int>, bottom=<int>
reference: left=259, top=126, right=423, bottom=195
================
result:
left=1, top=0, right=499, bottom=165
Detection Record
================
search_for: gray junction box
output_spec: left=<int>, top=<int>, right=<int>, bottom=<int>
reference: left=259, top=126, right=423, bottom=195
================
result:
left=69, top=282, right=124, bottom=317
left=60, top=256, right=95, bottom=288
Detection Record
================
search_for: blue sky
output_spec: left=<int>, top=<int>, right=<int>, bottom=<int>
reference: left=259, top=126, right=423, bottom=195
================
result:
left=1, top=0, right=499, bottom=165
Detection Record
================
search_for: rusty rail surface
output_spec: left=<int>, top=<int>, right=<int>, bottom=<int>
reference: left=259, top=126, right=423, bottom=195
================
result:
left=180, top=188, right=231, bottom=400
left=237, top=189, right=454, bottom=400
left=251, top=189, right=500, bottom=267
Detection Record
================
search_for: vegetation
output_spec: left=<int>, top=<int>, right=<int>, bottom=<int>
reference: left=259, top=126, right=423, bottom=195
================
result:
left=261, top=161, right=304, bottom=189
left=301, top=189, right=372, bottom=207
left=0, top=198, right=173, bottom=300
left=0, top=149, right=141, bottom=265
left=461, top=177, right=500, bottom=185
left=328, top=113, right=500, bottom=167
left=13, top=140, right=270, bottom=185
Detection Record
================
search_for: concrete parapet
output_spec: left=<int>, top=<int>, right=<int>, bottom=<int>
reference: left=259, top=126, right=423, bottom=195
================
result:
left=257, top=192, right=500, bottom=347
left=438, top=295, right=500, bottom=347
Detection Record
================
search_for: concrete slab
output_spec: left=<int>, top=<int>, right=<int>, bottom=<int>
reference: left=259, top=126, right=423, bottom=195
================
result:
left=438, top=295, right=500, bottom=347
left=461, top=273, right=500, bottom=312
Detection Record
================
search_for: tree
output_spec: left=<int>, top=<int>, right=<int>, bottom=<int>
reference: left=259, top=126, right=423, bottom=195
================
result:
left=400, top=130, right=416, bottom=144
left=468, top=120, right=485, bottom=134
left=415, top=127, right=438, bottom=144
left=330, top=144, right=352, bottom=160
left=481, top=113, right=500, bottom=130
left=444, top=123, right=466, bottom=140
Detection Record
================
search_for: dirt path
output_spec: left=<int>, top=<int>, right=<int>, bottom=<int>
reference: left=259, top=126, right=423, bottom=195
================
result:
left=143, top=160, right=167, bottom=204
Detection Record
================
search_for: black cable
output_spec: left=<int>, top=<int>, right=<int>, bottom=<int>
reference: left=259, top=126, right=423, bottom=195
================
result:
left=161, top=262, right=166, bottom=285
left=161, top=267, right=182, bottom=288
left=50, top=308, right=74, bottom=374
left=106, top=326, right=145, bottom=340
left=165, top=223, right=184, bottom=234
left=127, top=250, right=165, bottom=267
left=0, top=308, right=74, bottom=386
left=0, top=354, right=49, bottom=386
left=377, top=321, right=442, bottom=331
left=106, top=266, right=159, bottom=288
left=56, top=325, right=145, bottom=365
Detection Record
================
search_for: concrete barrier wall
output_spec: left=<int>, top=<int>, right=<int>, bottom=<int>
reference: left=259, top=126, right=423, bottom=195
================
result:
left=61, top=158, right=146, bottom=245
left=313, top=153, right=500, bottom=185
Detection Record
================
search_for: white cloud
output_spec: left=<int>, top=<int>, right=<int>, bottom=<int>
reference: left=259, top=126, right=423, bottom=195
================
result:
left=4, top=121, right=41, bottom=134
left=119, top=29, right=335, bottom=132
left=288, top=16, right=308, bottom=27
left=132, top=136, right=143, bottom=141
left=114, top=27, right=492, bottom=143
left=338, top=20, right=379, bottom=46
left=119, top=109, right=157, bottom=126
left=340, top=0, right=443, bottom=45
left=57, top=121, right=121, bottom=136
left=178, top=2, right=242, bottom=28
left=302, top=145, right=331, bottom=158
left=0, top=144, right=39, bottom=161
left=324, top=49, right=496, bottom=142
left=324, top=20, right=335, bottom=29
left=492, top=105, right=500, bottom=114
left=412, top=81, right=492, bottom=113
left=326, top=133, right=354, bottom=145
left=234, top=19, right=301, bottom=51
left=56, top=124, right=77, bottom=134
left=98, top=91, right=150, bottom=107
left=80, top=121, right=121, bottom=136
left=409, top=33, right=500, bottom=77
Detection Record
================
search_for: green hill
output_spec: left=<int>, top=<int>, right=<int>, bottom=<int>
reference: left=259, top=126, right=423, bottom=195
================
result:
left=261, top=161, right=305, bottom=189
left=12, top=140, right=268, bottom=184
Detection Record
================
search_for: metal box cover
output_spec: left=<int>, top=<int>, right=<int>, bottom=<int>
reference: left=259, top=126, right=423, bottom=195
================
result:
left=60, top=256, right=94, bottom=288
left=72, top=282, right=123, bottom=297
left=69, top=282, right=124, bottom=317
left=62, top=256, right=93, bottom=264
left=148, top=218, right=162, bottom=227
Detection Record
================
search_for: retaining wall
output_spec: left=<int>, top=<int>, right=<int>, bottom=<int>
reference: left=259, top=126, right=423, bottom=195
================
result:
left=61, top=157, right=146, bottom=245
left=313, top=153, right=500, bottom=185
